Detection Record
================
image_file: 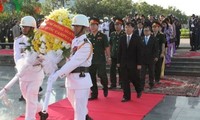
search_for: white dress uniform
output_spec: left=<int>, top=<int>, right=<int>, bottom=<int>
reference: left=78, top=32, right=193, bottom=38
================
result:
left=102, top=21, right=110, bottom=39
left=14, top=35, right=44, bottom=120
left=56, top=34, right=93, bottom=120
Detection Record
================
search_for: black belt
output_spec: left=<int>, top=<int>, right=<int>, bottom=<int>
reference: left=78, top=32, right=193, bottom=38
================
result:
left=71, top=67, right=89, bottom=73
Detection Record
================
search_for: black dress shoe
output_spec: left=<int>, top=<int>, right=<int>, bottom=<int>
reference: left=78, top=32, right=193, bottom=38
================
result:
left=86, top=114, right=93, bottom=120
left=121, top=98, right=130, bottom=102
left=137, top=92, right=142, bottom=98
left=19, top=95, right=25, bottom=101
left=39, top=111, right=49, bottom=120
left=103, top=88, right=108, bottom=97
left=88, top=96, right=98, bottom=100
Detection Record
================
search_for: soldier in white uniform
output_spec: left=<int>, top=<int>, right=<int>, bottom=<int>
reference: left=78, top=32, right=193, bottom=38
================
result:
left=14, top=16, right=44, bottom=120
left=102, top=17, right=110, bottom=39
left=48, top=14, right=93, bottom=120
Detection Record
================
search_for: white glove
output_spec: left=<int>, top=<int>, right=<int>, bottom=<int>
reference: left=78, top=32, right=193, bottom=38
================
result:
left=48, top=72, right=59, bottom=83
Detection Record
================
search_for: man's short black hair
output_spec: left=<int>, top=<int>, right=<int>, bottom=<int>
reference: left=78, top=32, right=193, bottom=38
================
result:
left=125, top=22, right=135, bottom=27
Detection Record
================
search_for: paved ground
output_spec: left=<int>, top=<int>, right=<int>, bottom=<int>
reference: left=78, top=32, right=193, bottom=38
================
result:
left=0, top=39, right=200, bottom=120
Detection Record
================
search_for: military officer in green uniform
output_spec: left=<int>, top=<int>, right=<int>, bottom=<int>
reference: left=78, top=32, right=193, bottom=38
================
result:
left=109, top=18, right=125, bottom=89
left=152, top=21, right=166, bottom=84
left=87, top=17, right=111, bottom=100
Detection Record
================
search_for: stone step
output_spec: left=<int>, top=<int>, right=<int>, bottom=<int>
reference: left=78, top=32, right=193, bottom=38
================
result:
left=171, top=57, right=200, bottom=62
left=166, top=66, right=200, bottom=72
left=165, top=69, right=200, bottom=76
left=171, top=62, right=200, bottom=66
left=166, top=56, right=200, bottom=76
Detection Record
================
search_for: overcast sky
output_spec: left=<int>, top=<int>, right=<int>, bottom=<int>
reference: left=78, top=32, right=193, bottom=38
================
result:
left=132, top=0, right=198, bottom=16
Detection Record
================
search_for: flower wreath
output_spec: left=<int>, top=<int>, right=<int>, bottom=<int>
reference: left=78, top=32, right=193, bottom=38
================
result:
left=29, top=8, right=75, bottom=74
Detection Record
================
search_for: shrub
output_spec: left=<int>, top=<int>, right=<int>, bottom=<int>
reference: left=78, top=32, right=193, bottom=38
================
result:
left=180, top=28, right=189, bottom=38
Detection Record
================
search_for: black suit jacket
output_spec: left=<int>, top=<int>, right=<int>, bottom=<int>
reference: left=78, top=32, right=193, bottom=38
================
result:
left=141, top=35, right=159, bottom=64
left=118, top=34, right=143, bottom=69
left=134, top=29, right=144, bottom=37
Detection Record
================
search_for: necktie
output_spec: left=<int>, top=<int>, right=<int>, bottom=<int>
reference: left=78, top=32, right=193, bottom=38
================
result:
left=145, top=36, right=148, bottom=45
left=139, top=29, right=141, bottom=36
left=127, top=35, right=130, bottom=46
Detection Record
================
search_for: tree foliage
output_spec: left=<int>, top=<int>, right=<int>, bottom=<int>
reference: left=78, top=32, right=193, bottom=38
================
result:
left=0, top=0, right=189, bottom=24
left=100, top=0, right=133, bottom=18
left=41, top=0, right=71, bottom=16
left=71, top=0, right=132, bottom=18
left=71, top=0, right=188, bottom=23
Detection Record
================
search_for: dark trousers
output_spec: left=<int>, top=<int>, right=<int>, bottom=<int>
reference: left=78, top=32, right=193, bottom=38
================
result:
left=89, top=63, right=108, bottom=97
left=175, top=33, right=180, bottom=48
left=141, top=63, right=155, bottom=89
left=8, top=37, right=14, bottom=49
left=120, top=66, right=142, bottom=100
left=190, top=32, right=197, bottom=50
left=155, top=57, right=163, bottom=82
left=0, top=37, right=6, bottom=49
left=110, top=58, right=121, bottom=87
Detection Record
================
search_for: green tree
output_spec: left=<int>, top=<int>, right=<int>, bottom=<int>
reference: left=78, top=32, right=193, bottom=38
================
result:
left=100, top=0, right=133, bottom=18
left=41, top=0, right=71, bottom=15
left=132, top=2, right=188, bottom=23
left=71, top=0, right=132, bottom=18
left=71, top=0, right=103, bottom=17
left=166, top=6, right=188, bottom=23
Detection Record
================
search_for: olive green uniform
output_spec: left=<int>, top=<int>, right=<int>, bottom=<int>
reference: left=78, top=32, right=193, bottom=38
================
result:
left=153, top=32, right=166, bottom=82
left=87, top=31, right=109, bottom=98
left=109, top=30, right=125, bottom=87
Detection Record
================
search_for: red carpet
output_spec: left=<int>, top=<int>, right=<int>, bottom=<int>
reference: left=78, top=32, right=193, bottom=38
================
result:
left=17, top=90, right=165, bottom=120
left=0, top=49, right=13, bottom=55
left=143, top=76, right=200, bottom=97
left=174, top=51, right=200, bottom=58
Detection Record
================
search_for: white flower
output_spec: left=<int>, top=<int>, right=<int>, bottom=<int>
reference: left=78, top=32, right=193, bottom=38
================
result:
left=40, top=21, right=46, bottom=27
left=56, top=49, right=63, bottom=56
left=61, top=42, right=66, bottom=47
left=40, top=35, right=46, bottom=43
left=58, top=21, right=62, bottom=25
left=41, top=43, right=46, bottom=49
left=58, top=16, right=62, bottom=21
left=55, top=39, right=59, bottom=44
left=65, top=43, right=71, bottom=49
left=39, top=48, right=46, bottom=54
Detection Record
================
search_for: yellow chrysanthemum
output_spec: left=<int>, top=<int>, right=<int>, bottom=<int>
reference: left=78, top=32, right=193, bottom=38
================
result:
left=31, top=8, right=73, bottom=57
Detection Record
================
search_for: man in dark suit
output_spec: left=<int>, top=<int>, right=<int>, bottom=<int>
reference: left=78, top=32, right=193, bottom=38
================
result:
left=189, top=14, right=197, bottom=51
left=117, top=22, right=143, bottom=102
left=140, top=26, right=159, bottom=90
left=134, top=21, right=144, bottom=38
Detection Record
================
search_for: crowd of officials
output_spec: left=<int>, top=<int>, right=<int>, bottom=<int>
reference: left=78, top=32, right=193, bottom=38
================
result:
left=0, top=18, right=43, bottom=49
left=0, top=19, right=21, bottom=49
left=189, top=14, right=200, bottom=51
left=1, top=14, right=197, bottom=103
left=86, top=14, right=183, bottom=102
